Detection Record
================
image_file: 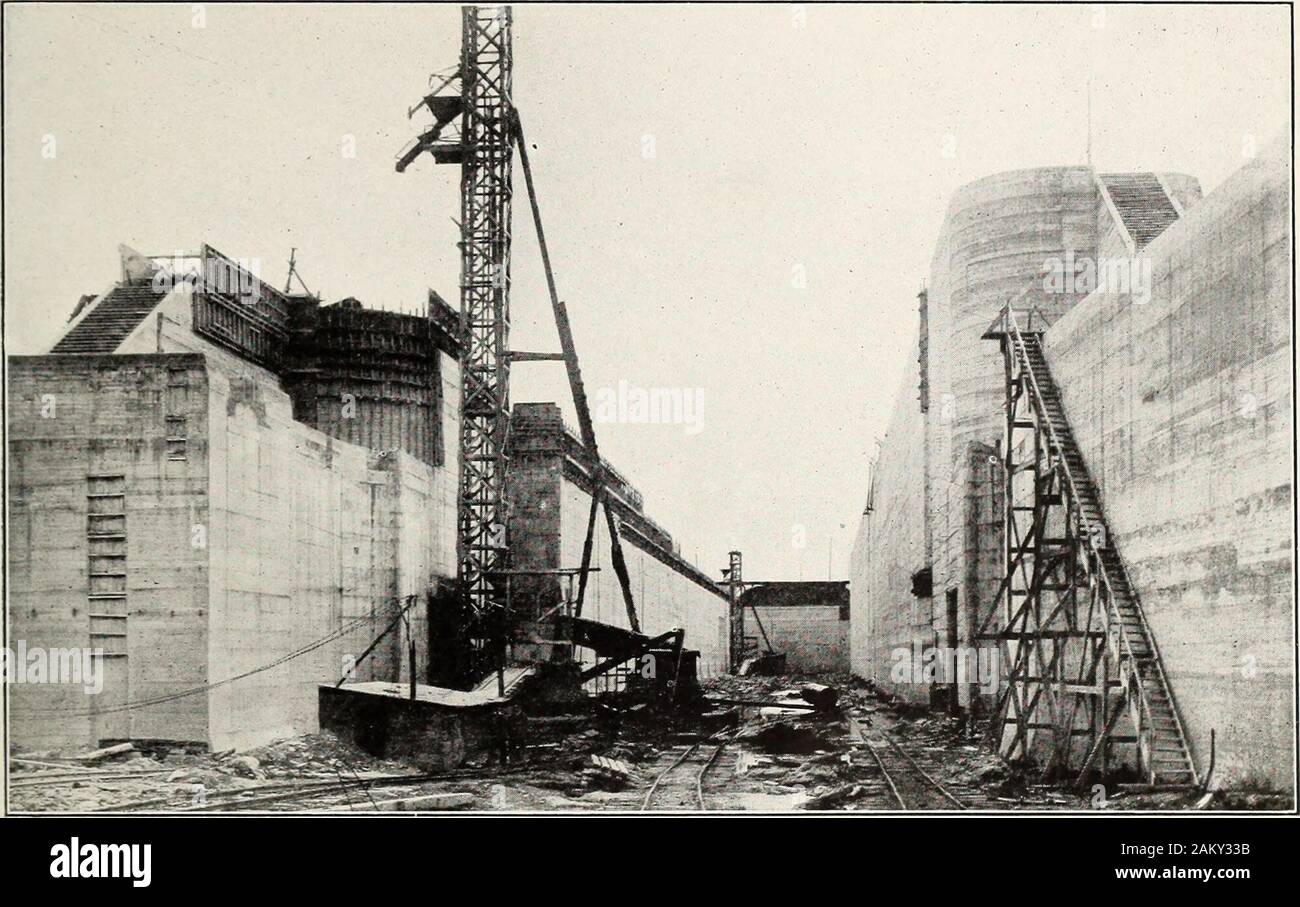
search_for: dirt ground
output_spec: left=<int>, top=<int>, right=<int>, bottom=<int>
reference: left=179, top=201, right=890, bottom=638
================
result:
left=7, top=673, right=1289, bottom=813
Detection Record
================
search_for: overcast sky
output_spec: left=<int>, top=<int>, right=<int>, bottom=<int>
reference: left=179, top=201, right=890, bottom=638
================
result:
left=3, top=3, right=1290, bottom=581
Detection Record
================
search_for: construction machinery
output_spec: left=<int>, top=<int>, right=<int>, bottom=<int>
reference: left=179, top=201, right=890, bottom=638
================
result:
left=398, top=5, right=665, bottom=691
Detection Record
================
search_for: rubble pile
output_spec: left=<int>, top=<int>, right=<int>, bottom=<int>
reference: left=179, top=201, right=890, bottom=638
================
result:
left=9, top=733, right=417, bottom=812
left=11, top=673, right=1266, bottom=812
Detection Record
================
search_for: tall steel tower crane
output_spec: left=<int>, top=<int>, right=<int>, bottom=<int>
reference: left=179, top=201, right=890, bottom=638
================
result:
left=450, top=7, right=514, bottom=640
left=399, top=5, right=641, bottom=685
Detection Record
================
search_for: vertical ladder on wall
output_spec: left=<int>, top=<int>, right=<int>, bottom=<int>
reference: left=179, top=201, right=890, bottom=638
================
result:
left=980, top=306, right=1197, bottom=788
left=87, top=474, right=130, bottom=742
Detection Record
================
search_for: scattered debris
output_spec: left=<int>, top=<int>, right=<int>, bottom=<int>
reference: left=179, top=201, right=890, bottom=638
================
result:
left=78, top=743, right=134, bottom=763
left=589, top=756, right=636, bottom=789
left=803, top=783, right=864, bottom=809
left=12, top=673, right=1277, bottom=813
left=225, top=756, right=263, bottom=779
left=798, top=683, right=840, bottom=711
left=735, top=720, right=834, bottom=755
left=12, top=757, right=90, bottom=771
left=738, top=652, right=787, bottom=676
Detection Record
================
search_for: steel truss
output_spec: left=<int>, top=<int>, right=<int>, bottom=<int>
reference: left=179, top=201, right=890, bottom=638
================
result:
left=455, top=6, right=514, bottom=665
left=399, top=6, right=645, bottom=685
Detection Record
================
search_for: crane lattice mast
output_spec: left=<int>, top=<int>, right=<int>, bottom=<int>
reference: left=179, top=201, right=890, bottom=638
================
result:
left=455, top=6, right=515, bottom=636
left=399, top=5, right=642, bottom=685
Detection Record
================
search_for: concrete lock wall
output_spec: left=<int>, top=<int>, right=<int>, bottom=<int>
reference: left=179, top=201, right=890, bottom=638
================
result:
left=852, top=164, right=1212, bottom=712
left=850, top=353, right=929, bottom=702
left=852, top=168, right=1105, bottom=707
left=201, top=367, right=457, bottom=752
left=134, top=292, right=458, bottom=752
left=7, top=354, right=212, bottom=750
left=742, top=582, right=850, bottom=674
left=507, top=403, right=730, bottom=680
left=751, top=606, right=846, bottom=673
left=1042, top=136, right=1294, bottom=789
left=9, top=285, right=460, bottom=753
left=925, top=166, right=1102, bottom=710
left=851, top=143, right=1291, bottom=787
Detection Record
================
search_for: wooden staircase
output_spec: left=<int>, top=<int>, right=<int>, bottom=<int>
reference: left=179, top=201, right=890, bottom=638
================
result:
left=51, top=282, right=166, bottom=354
left=1012, top=327, right=1197, bottom=786
left=1099, top=172, right=1180, bottom=250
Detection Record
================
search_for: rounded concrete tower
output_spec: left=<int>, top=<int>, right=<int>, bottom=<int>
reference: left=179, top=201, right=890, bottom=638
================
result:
left=924, top=165, right=1099, bottom=594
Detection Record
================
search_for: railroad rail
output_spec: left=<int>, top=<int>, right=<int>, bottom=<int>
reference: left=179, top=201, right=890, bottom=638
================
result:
left=641, top=737, right=729, bottom=811
left=847, top=713, right=968, bottom=810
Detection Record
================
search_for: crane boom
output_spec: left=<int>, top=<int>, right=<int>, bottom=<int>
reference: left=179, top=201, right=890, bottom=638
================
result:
left=516, top=120, right=641, bottom=634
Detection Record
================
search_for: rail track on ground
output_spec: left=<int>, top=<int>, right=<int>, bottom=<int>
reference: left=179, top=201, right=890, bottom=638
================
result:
left=87, top=772, right=448, bottom=812
left=75, top=745, right=587, bottom=812
left=845, top=712, right=969, bottom=810
left=640, top=737, right=730, bottom=811
left=86, top=760, right=557, bottom=813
